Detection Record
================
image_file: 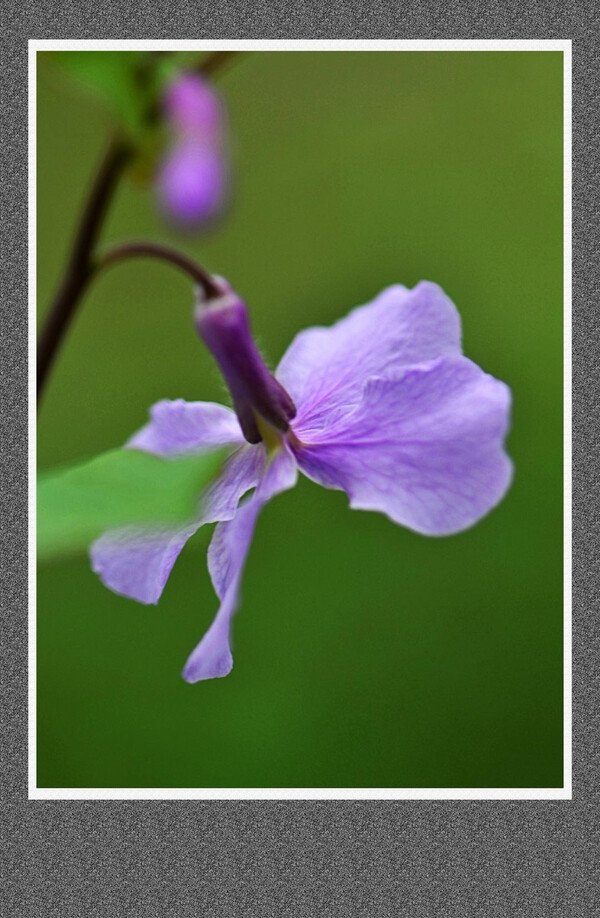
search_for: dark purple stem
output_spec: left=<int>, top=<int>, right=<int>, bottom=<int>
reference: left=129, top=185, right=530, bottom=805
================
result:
left=197, top=51, right=243, bottom=78
left=95, top=242, right=221, bottom=300
left=37, top=139, right=131, bottom=399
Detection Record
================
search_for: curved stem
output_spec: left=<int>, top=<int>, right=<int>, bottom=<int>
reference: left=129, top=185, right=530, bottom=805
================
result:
left=94, top=242, right=221, bottom=299
left=37, top=49, right=243, bottom=405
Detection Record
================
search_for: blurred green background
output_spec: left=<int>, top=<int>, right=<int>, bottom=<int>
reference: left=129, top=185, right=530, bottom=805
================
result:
left=37, top=51, right=564, bottom=788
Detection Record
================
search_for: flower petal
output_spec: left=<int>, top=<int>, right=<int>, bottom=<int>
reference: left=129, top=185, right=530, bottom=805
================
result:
left=90, top=445, right=264, bottom=604
left=90, top=522, right=201, bottom=606
left=128, top=399, right=244, bottom=456
left=293, top=356, right=512, bottom=536
left=276, top=282, right=462, bottom=435
left=182, top=447, right=298, bottom=682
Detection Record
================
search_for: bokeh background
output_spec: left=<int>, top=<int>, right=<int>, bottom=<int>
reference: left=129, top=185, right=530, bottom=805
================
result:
left=37, top=51, right=564, bottom=788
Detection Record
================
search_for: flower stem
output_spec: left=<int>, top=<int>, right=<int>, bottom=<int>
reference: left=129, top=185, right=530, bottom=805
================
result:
left=37, top=49, right=243, bottom=405
left=94, top=242, right=221, bottom=299
left=197, top=50, right=243, bottom=78
left=37, top=139, right=131, bottom=399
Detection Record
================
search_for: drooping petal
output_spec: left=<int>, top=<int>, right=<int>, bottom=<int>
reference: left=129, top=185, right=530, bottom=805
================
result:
left=277, top=282, right=462, bottom=434
left=128, top=399, right=244, bottom=456
left=182, top=446, right=298, bottom=682
left=293, top=356, right=512, bottom=536
left=90, top=444, right=265, bottom=605
left=90, top=522, right=201, bottom=606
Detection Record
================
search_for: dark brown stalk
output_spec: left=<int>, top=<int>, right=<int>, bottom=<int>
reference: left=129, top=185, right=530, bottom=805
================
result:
left=198, top=50, right=243, bottom=77
left=36, top=140, right=131, bottom=399
left=95, top=242, right=221, bottom=300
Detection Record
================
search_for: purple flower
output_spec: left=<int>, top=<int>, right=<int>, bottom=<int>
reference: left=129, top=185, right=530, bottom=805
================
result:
left=91, top=280, right=512, bottom=682
left=157, top=73, right=227, bottom=228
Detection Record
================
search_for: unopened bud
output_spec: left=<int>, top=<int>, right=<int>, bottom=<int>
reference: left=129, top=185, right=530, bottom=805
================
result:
left=195, top=286, right=296, bottom=444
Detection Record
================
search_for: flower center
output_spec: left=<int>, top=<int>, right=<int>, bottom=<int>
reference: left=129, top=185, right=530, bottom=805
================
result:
left=254, top=414, right=284, bottom=455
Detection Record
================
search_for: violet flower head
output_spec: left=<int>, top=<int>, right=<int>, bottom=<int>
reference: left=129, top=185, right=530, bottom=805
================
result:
left=91, top=281, right=512, bottom=682
left=157, top=73, right=227, bottom=228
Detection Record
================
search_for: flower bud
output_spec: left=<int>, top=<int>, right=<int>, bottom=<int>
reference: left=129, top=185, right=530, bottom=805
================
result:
left=195, top=285, right=296, bottom=444
left=163, top=73, right=222, bottom=137
left=158, top=141, right=225, bottom=227
left=157, top=73, right=228, bottom=229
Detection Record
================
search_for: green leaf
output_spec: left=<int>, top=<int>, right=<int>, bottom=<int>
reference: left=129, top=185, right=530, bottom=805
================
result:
left=56, top=51, right=149, bottom=138
left=37, top=447, right=226, bottom=561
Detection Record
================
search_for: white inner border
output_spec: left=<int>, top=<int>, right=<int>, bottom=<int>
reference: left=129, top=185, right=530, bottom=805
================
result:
left=28, top=38, right=572, bottom=801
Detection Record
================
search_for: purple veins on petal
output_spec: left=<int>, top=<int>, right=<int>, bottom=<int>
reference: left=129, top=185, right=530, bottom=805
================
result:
left=290, top=356, right=512, bottom=536
left=90, top=401, right=264, bottom=606
left=182, top=447, right=298, bottom=683
left=89, top=445, right=264, bottom=606
left=91, top=522, right=201, bottom=606
left=128, top=399, right=244, bottom=456
left=276, top=281, right=462, bottom=432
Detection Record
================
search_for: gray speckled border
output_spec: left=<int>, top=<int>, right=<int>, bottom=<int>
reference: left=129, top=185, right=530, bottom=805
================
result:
left=3, top=5, right=597, bottom=916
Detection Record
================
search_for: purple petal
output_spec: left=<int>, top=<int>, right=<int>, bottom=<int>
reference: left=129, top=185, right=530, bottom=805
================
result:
left=201, top=445, right=266, bottom=524
left=91, top=445, right=265, bottom=605
left=158, top=140, right=226, bottom=226
left=277, top=282, right=462, bottom=434
left=90, top=522, right=201, bottom=606
left=293, top=356, right=512, bottom=536
left=182, top=447, right=298, bottom=682
left=128, top=399, right=244, bottom=457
